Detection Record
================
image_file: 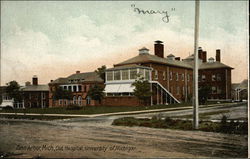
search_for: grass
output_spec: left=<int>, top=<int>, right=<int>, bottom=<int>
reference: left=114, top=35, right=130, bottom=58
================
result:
left=0, top=101, right=233, bottom=115
left=0, top=114, right=74, bottom=120
left=112, top=116, right=248, bottom=135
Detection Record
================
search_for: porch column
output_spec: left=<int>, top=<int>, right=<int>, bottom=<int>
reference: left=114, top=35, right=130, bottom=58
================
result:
left=157, top=85, right=159, bottom=105
left=150, top=83, right=153, bottom=106
left=161, top=89, right=163, bottom=104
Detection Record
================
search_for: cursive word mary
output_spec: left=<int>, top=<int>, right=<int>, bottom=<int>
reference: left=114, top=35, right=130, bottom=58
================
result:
left=131, top=4, right=172, bottom=23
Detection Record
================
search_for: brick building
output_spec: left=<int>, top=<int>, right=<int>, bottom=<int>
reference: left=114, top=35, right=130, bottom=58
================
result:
left=22, top=76, right=49, bottom=108
left=48, top=71, right=104, bottom=107
left=103, top=40, right=233, bottom=106
left=103, top=41, right=194, bottom=106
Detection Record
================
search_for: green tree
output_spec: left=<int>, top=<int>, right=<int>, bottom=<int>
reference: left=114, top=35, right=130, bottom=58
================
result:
left=198, top=85, right=211, bottom=104
left=95, top=65, right=106, bottom=82
left=6, top=81, right=23, bottom=102
left=53, top=86, right=73, bottom=100
left=87, top=84, right=104, bottom=103
left=132, top=77, right=152, bottom=106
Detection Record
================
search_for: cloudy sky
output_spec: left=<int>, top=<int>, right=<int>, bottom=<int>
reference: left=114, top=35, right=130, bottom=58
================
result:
left=1, top=1, right=248, bottom=85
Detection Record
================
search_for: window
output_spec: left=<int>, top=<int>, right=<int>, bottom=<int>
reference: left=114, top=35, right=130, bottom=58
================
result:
left=114, top=70, right=121, bottom=80
left=182, top=74, right=184, bottom=81
left=59, top=99, right=63, bottom=105
left=217, top=87, right=222, bottom=94
left=130, top=69, right=137, bottom=79
left=176, top=86, right=180, bottom=94
left=176, top=73, right=179, bottom=81
left=187, top=74, right=190, bottom=81
left=182, top=86, right=185, bottom=96
left=198, top=75, right=201, bottom=82
left=42, top=93, right=46, bottom=99
left=217, top=74, right=221, bottom=81
left=202, top=75, right=206, bottom=82
left=73, top=96, right=77, bottom=104
left=78, top=85, right=82, bottom=92
left=138, top=69, right=144, bottom=78
left=154, top=70, right=158, bottom=80
left=187, top=86, right=190, bottom=94
left=83, top=85, right=87, bottom=92
left=212, top=86, right=217, bottom=94
left=122, top=70, right=129, bottom=80
left=145, top=70, right=150, bottom=80
left=68, top=86, right=72, bottom=91
left=170, top=72, right=173, bottom=80
left=212, top=74, right=216, bottom=81
left=107, top=71, right=113, bottom=81
left=163, top=71, right=166, bottom=80
left=63, top=86, right=67, bottom=90
left=78, top=96, right=82, bottom=106
left=64, top=100, right=67, bottom=105
left=73, top=86, right=77, bottom=92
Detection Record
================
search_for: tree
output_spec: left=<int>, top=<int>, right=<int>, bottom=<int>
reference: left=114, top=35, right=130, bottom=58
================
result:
left=198, top=85, right=211, bottom=104
left=6, top=81, right=23, bottom=102
left=87, top=84, right=104, bottom=103
left=95, top=65, right=106, bottom=82
left=132, top=77, right=152, bottom=106
left=53, top=86, right=73, bottom=100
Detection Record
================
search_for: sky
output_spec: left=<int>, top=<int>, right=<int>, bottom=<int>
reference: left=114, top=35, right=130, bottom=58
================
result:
left=1, top=1, right=249, bottom=85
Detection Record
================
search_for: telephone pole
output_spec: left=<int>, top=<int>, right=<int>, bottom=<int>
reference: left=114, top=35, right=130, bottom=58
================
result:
left=193, top=0, right=200, bottom=129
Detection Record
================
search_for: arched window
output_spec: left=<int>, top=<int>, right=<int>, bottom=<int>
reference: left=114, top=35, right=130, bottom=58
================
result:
left=73, top=96, right=77, bottom=105
left=78, top=96, right=82, bottom=106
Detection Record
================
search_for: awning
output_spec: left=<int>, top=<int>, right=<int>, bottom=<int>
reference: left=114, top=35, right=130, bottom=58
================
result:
left=104, top=83, right=134, bottom=93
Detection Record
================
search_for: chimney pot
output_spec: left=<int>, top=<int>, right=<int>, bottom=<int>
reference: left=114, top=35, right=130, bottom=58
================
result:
left=32, top=75, right=38, bottom=85
left=139, top=47, right=149, bottom=55
left=175, top=57, right=180, bottom=61
left=76, top=71, right=80, bottom=74
left=154, top=40, right=164, bottom=58
left=216, top=49, right=221, bottom=62
left=202, top=51, right=207, bottom=62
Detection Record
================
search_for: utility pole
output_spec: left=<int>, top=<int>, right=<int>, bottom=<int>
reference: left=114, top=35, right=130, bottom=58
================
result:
left=193, top=0, right=200, bottom=129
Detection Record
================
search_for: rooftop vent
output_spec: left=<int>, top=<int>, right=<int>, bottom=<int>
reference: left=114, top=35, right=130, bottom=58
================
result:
left=166, top=54, right=175, bottom=60
left=208, top=57, right=215, bottom=63
left=139, top=47, right=149, bottom=55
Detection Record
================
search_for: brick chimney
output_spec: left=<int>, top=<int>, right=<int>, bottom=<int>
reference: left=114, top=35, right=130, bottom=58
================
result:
left=25, top=81, right=31, bottom=86
left=198, top=47, right=203, bottom=60
left=175, top=57, right=180, bottom=61
left=32, top=75, right=38, bottom=85
left=154, top=40, right=164, bottom=58
left=216, top=49, right=221, bottom=62
left=202, top=51, right=207, bottom=62
left=76, top=71, right=80, bottom=74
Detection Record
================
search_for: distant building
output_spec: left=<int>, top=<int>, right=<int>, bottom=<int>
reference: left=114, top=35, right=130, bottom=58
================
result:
left=21, top=76, right=49, bottom=108
left=0, top=86, right=16, bottom=108
left=49, top=71, right=104, bottom=107
left=232, top=79, right=248, bottom=101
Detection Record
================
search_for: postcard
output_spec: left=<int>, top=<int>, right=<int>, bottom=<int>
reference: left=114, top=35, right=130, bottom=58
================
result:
left=0, top=1, right=248, bottom=158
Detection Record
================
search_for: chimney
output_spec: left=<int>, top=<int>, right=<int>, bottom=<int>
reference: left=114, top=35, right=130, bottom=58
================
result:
left=25, top=81, right=31, bottom=86
left=175, top=57, right=180, bottom=61
left=76, top=71, right=80, bottom=74
left=32, top=75, right=38, bottom=85
left=198, top=47, right=203, bottom=60
left=154, top=40, right=164, bottom=58
left=216, top=49, right=221, bottom=62
left=202, top=51, right=207, bottom=62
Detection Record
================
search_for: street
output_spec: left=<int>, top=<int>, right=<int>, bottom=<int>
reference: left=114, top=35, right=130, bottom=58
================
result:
left=0, top=103, right=248, bottom=158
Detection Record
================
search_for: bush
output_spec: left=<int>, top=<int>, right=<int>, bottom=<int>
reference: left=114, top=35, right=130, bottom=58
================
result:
left=66, top=104, right=83, bottom=110
left=2, top=106, right=14, bottom=110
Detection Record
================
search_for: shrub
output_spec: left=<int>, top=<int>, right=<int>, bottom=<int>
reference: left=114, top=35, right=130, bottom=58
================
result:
left=2, top=106, right=14, bottom=110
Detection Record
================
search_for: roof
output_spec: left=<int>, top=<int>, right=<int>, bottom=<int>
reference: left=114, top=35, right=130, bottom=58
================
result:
left=22, top=85, right=49, bottom=92
left=115, top=54, right=193, bottom=69
left=199, top=61, right=233, bottom=70
left=236, top=79, right=248, bottom=90
left=106, top=64, right=152, bottom=71
left=50, top=72, right=103, bottom=84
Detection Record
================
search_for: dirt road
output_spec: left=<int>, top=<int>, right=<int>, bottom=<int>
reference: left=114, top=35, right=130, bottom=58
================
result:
left=0, top=115, right=247, bottom=158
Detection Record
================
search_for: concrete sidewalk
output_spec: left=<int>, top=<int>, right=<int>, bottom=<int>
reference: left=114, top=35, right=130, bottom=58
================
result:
left=0, top=102, right=245, bottom=118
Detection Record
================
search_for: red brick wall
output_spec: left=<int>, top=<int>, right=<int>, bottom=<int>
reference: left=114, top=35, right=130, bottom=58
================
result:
left=103, top=96, right=140, bottom=106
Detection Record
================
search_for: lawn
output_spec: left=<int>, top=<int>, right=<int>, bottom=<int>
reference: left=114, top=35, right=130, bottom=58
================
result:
left=0, top=114, right=75, bottom=120
left=0, top=103, right=194, bottom=115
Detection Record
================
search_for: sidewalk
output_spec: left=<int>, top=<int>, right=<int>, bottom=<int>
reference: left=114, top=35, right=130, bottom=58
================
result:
left=0, top=102, right=245, bottom=118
